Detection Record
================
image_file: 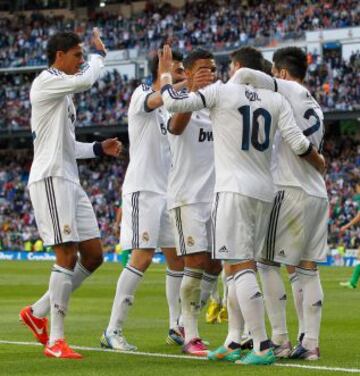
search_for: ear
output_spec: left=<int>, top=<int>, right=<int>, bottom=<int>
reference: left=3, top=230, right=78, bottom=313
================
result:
left=280, top=68, right=288, bottom=80
left=234, top=61, right=241, bottom=70
left=55, top=50, right=65, bottom=61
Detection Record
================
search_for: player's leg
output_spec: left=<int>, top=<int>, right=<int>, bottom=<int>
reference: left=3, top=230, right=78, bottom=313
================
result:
left=168, top=204, right=212, bottom=355
left=290, top=195, right=327, bottom=361
left=260, top=188, right=308, bottom=357
left=161, top=201, right=184, bottom=345
left=200, top=212, right=222, bottom=318
left=102, top=191, right=159, bottom=351
left=217, top=268, right=228, bottom=323
left=206, top=276, right=221, bottom=324
left=208, top=264, right=243, bottom=362
left=287, top=264, right=304, bottom=342
left=340, top=264, right=360, bottom=288
left=21, top=178, right=82, bottom=359
left=30, top=187, right=103, bottom=318
left=213, top=193, right=275, bottom=365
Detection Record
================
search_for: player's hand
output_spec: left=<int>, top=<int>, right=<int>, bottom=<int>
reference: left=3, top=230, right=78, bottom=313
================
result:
left=191, top=68, right=215, bottom=91
left=91, top=27, right=107, bottom=54
left=158, top=44, right=173, bottom=76
left=101, top=138, right=122, bottom=157
left=317, top=154, right=326, bottom=175
left=339, top=224, right=350, bottom=235
left=113, top=223, right=120, bottom=238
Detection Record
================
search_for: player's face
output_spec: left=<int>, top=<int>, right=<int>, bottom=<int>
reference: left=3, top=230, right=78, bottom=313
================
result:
left=272, top=64, right=287, bottom=80
left=58, top=44, right=85, bottom=75
left=189, top=59, right=217, bottom=82
left=171, top=61, right=186, bottom=84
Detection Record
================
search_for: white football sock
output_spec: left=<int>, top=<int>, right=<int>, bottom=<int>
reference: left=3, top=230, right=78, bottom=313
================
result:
left=49, top=264, right=73, bottom=345
left=166, top=268, right=183, bottom=329
left=32, top=261, right=91, bottom=318
left=107, top=265, right=143, bottom=334
left=234, top=269, right=268, bottom=353
left=209, top=278, right=220, bottom=303
left=224, top=276, right=243, bottom=347
left=257, top=262, right=288, bottom=345
left=181, top=268, right=203, bottom=344
left=289, top=271, right=305, bottom=341
left=200, top=272, right=218, bottom=309
left=221, top=269, right=228, bottom=307
left=296, top=268, right=323, bottom=350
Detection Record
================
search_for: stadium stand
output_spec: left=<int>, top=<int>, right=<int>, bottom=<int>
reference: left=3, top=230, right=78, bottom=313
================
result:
left=0, top=52, right=359, bottom=131
left=0, top=0, right=359, bottom=67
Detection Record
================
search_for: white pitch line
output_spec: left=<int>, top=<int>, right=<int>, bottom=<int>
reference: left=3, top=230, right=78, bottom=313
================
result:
left=1, top=340, right=359, bottom=374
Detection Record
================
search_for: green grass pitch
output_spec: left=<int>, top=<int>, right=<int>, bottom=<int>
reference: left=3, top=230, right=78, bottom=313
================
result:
left=0, top=261, right=359, bottom=376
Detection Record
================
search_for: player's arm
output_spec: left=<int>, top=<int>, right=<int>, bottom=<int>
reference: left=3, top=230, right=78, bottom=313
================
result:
left=230, top=67, right=275, bottom=89
left=340, top=211, right=360, bottom=234
left=145, top=81, right=188, bottom=112
left=277, top=96, right=325, bottom=174
left=168, top=113, right=192, bottom=135
left=75, top=138, right=122, bottom=159
left=36, top=29, right=106, bottom=100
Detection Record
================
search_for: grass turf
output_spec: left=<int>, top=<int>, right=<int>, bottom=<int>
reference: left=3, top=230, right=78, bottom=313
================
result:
left=0, top=261, right=359, bottom=376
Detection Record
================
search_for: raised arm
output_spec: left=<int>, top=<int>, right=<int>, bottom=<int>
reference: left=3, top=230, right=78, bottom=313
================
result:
left=33, top=28, right=106, bottom=101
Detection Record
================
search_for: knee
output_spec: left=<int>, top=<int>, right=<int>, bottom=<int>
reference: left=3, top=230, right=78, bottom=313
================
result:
left=205, top=259, right=222, bottom=275
left=129, top=251, right=153, bottom=272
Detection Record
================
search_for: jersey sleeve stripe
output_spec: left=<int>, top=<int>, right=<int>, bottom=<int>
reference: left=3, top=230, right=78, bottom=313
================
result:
left=197, top=91, right=207, bottom=107
left=144, top=92, right=155, bottom=113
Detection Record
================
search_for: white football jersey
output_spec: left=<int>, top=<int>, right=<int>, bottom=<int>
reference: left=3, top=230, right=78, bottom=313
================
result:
left=28, top=54, right=105, bottom=186
left=161, top=81, right=310, bottom=203
left=231, top=69, right=327, bottom=198
left=122, top=84, right=171, bottom=195
left=167, top=108, right=215, bottom=209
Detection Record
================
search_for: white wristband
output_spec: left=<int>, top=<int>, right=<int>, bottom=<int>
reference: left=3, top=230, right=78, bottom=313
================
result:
left=160, top=73, right=172, bottom=81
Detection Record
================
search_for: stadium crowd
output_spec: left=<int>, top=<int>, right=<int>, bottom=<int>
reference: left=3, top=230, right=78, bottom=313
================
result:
left=1, top=51, right=359, bottom=131
left=0, top=0, right=359, bottom=67
left=0, top=135, right=359, bottom=252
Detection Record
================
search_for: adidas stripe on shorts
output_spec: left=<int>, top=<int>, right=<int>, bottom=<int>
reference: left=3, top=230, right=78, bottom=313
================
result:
left=170, top=202, right=212, bottom=256
left=120, top=191, right=175, bottom=250
left=262, top=187, right=328, bottom=265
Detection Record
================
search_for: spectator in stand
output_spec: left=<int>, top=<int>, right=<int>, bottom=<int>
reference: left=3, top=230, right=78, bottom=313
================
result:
left=1, top=52, right=359, bottom=131
left=0, top=0, right=359, bottom=68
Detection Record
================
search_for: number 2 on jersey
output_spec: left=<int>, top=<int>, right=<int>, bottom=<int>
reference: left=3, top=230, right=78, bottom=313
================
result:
left=238, top=105, right=271, bottom=151
left=303, top=108, right=320, bottom=136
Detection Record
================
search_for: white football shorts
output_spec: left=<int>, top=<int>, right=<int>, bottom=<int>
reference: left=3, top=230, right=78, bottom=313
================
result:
left=170, top=202, right=212, bottom=256
left=120, top=191, right=175, bottom=250
left=262, top=187, right=328, bottom=265
left=212, top=192, right=272, bottom=261
left=29, top=177, right=100, bottom=246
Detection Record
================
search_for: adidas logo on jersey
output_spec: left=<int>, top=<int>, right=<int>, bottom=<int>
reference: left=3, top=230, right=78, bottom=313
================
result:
left=198, top=128, right=213, bottom=142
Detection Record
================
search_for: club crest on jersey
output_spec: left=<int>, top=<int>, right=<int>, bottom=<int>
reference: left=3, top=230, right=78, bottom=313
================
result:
left=142, top=231, right=150, bottom=242
left=63, top=225, right=71, bottom=235
left=187, top=236, right=195, bottom=247
left=245, top=89, right=261, bottom=102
